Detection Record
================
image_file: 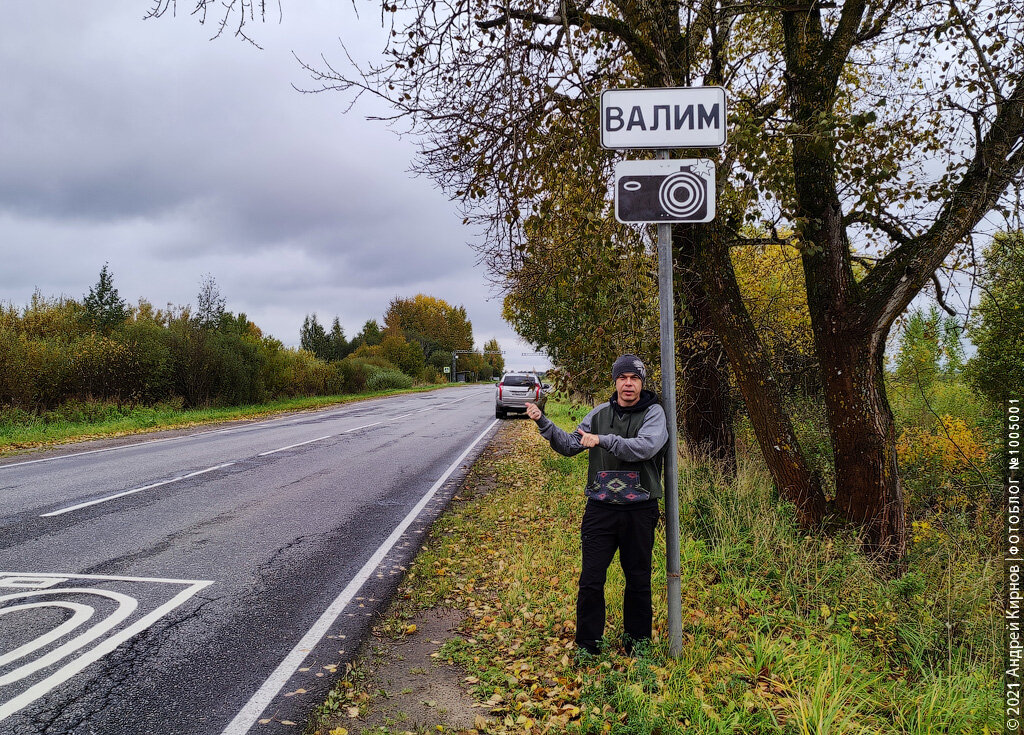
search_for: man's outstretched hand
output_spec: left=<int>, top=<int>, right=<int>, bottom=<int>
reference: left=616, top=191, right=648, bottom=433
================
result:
left=526, top=402, right=599, bottom=448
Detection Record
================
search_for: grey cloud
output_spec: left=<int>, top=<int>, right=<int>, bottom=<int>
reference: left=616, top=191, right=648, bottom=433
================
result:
left=0, top=2, right=542, bottom=366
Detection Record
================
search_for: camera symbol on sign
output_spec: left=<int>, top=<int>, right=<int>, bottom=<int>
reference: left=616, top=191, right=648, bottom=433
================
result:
left=616, top=164, right=712, bottom=222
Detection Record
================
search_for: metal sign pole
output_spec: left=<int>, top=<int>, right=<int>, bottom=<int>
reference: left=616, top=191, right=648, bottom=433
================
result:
left=656, top=148, right=683, bottom=659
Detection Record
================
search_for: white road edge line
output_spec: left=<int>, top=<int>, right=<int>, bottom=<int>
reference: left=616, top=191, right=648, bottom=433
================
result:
left=220, top=418, right=500, bottom=735
left=40, top=463, right=235, bottom=518
left=257, top=435, right=334, bottom=457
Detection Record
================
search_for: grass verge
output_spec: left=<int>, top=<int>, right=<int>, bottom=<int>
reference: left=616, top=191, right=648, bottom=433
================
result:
left=0, top=384, right=455, bottom=455
left=312, top=400, right=1001, bottom=734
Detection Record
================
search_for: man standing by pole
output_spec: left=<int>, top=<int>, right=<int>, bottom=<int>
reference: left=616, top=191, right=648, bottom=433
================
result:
left=525, top=355, right=668, bottom=656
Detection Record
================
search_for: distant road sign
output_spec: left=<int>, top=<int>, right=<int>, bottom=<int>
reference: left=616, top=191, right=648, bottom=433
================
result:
left=614, top=159, right=716, bottom=223
left=601, top=87, right=727, bottom=149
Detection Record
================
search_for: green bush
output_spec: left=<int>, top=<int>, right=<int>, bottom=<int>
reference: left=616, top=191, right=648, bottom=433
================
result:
left=207, top=330, right=265, bottom=406
left=120, top=320, right=174, bottom=403
left=26, top=337, right=81, bottom=410
left=286, top=347, right=343, bottom=398
left=366, top=370, right=413, bottom=391
left=0, top=328, right=34, bottom=408
left=338, top=357, right=373, bottom=394
left=338, top=356, right=402, bottom=393
left=418, top=365, right=444, bottom=384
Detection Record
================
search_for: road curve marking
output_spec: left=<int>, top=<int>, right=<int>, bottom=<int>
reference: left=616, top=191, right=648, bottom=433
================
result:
left=0, top=573, right=213, bottom=723
left=220, top=418, right=500, bottom=735
left=0, top=601, right=95, bottom=669
left=0, top=589, right=138, bottom=685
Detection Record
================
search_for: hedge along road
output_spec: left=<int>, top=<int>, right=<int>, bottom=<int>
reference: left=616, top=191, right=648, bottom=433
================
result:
left=0, top=385, right=499, bottom=735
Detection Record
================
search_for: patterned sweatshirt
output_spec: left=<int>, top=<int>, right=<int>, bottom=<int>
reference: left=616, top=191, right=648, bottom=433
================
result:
left=533, top=389, right=668, bottom=503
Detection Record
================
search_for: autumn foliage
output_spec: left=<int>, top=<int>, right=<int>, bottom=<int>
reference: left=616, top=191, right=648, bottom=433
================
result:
left=0, top=274, right=490, bottom=417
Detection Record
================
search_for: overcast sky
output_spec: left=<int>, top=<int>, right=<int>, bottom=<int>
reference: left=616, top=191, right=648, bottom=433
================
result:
left=0, top=1, right=548, bottom=371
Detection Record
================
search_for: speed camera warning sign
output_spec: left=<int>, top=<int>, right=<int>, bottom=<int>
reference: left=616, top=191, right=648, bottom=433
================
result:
left=614, top=159, right=716, bottom=223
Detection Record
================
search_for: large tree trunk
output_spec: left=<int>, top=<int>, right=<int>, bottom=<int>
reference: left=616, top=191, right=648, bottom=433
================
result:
left=820, top=326, right=906, bottom=561
left=794, top=180, right=909, bottom=562
left=674, top=227, right=736, bottom=472
left=780, top=3, right=908, bottom=562
left=686, top=223, right=827, bottom=527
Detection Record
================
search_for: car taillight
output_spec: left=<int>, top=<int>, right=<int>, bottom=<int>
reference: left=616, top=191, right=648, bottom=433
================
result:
left=535, top=384, right=540, bottom=399
left=498, top=383, right=503, bottom=399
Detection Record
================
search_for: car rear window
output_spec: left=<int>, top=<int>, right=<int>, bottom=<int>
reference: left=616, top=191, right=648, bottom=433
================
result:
left=502, top=375, right=536, bottom=387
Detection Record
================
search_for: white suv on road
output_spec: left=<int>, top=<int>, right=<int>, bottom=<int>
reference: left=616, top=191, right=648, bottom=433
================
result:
left=495, top=372, right=547, bottom=419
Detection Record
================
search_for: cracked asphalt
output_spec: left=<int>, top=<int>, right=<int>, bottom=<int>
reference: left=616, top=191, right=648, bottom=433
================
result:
left=0, top=386, right=498, bottom=734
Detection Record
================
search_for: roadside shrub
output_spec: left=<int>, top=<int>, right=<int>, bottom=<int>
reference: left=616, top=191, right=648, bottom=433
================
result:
left=898, top=414, right=994, bottom=517
left=256, top=339, right=296, bottom=397
left=380, top=332, right=425, bottom=376
left=0, top=404, right=35, bottom=427
left=19, top=293, right=87, bottom=342
left=76, top=333, right=137, bottom=402
left=0, top=328, right=34, bottom=408
left=356, top=354, right=401, bottom=373
left=25, top=338, right=81, bottom=410
left=338, top=357, right=373, bottom=394
left=418, top=366, right=443, bottom=384
left=366, top=369, right=413, bottom=391
left=42, top=399, right=133, bottom=425
left=287, top=347, right=343, bottom=398
left=339, top=356, right=401, bottom=393
left=207, top=330, right=265, bottom=405
left=120, top=320, right=174, bottom=403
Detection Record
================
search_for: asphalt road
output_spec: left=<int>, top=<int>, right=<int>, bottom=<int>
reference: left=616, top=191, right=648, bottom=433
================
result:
left=0, top=386, right=500, bottom=734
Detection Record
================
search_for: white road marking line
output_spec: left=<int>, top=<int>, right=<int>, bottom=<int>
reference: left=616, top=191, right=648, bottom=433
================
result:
left=0, top=574, right=212, bottom=722
left=40, top=463, right=235, bottom=518
left=344, top=421, right=382, bottom=433
left=1, top=389, right=488, bottom=470
left=0, top=571, right=213, bottom=585
left=257, top=435, right=334, bottom=457
left=0, top=431, right=225, bottom=470
left=221, top=418, right=499, bottom=735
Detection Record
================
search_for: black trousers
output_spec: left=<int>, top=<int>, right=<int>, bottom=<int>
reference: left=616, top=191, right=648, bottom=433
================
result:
left=576, top=500, right=659, bottom=652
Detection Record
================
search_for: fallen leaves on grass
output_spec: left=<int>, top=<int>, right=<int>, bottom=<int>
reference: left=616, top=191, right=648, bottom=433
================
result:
left=316, top=412, right=966, bottom=735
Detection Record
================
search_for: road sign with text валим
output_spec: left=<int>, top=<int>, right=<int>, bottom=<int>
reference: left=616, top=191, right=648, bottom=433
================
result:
left=601, top=87, right=727, bottom=150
